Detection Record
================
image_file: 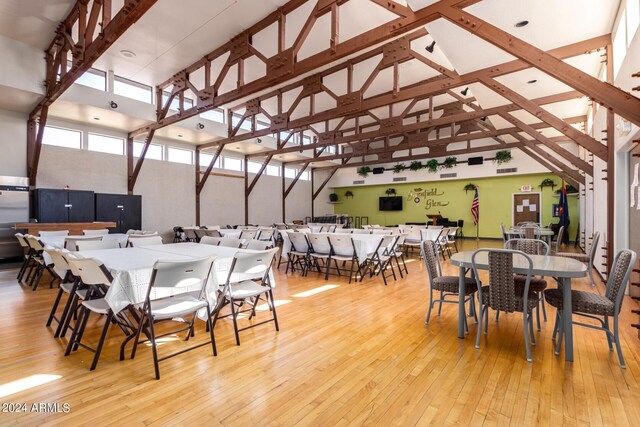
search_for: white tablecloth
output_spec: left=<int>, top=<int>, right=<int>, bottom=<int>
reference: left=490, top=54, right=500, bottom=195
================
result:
left=77, top=243, right=275, bottom=315
left=281, top=231, right=382, bottom=264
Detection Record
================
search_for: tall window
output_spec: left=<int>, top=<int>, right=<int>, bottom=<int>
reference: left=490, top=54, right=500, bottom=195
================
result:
left=199, top=108, right=225, bottom=124
left=199, top=152, right=221, bottom=168
left=75, top=69, right=106, bottom=91
left=299, top=170, right=311, bottom=181
left=167, top=147, right=193, bottom=164
left=266, top=165, right=280, bottom=176
left=133, top=141, right=163, bottom=160
left=88, top=133, right=124, bottom=155
left=42, top=126, right=81, bottom=149
left=224, top=157, right=243, bottom=171
left=284, top=168, right=297, bottom=179
left=114, top=76, right=153, bottom=103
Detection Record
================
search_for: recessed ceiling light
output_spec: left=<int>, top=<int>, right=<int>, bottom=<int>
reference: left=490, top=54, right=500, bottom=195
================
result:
left=514, top=20, right=529, bottom=28
left=527, top=79, right=537, bottom=84
left=120, top=50, right=136, bottom=58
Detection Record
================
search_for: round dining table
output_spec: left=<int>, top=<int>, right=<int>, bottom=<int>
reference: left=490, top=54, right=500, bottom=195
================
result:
left=450, top=250, right=586, bottom=362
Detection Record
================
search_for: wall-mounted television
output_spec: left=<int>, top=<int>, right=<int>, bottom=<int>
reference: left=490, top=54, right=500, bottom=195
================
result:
left=379, top=196, right=403, bottom=211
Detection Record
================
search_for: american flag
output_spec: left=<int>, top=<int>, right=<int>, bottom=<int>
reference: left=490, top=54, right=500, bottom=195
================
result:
left=471, top=189, right=479, bottom=225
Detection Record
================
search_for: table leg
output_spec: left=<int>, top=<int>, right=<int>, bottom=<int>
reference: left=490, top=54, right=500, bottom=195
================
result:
left=458, top=266, right=466, bottom=339
left=561, top=277, right=573, bottom=362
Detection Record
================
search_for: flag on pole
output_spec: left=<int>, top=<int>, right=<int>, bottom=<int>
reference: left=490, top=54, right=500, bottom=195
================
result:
left=471, top=188, right=479, bottom=225
left=558, top=180, right=570, bottom=231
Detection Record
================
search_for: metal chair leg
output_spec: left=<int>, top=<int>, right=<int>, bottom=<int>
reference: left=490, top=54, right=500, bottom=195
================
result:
left=90, top=312, right=113, bottom=371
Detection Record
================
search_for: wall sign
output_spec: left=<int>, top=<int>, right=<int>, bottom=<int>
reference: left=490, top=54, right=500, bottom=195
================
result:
left=520, top=185, right=532, bottom=192
left=406, top=187, right=449, bottom=210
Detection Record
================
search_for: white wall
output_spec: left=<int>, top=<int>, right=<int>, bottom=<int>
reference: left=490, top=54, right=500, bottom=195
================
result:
left=0, top=108, right=27, bottom=177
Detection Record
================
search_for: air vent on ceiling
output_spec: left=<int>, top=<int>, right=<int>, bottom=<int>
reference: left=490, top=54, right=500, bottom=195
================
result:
left=393, top=177, right=407, bottom=182
left=496, top=167, right=518, bottom=174
left=353, top=180, right=365, bottom=185
left=440, top=172, right=457, bottom=179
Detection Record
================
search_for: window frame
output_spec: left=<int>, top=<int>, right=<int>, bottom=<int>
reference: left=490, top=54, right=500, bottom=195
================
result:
left=87, top=132, right=125, bottom=155
left=167, top=146, right=194, bottom=165
left=42, top=125, right=82, bottom=150
left=114, top=75, right=154, bottom=104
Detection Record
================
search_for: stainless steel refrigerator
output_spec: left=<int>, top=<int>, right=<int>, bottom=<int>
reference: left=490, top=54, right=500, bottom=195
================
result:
left=0, top=176, right=29, bottom=260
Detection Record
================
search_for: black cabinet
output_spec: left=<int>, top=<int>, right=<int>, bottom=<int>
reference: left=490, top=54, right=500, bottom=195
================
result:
left=95, top=193, right=142, bottom=233
left=33, top=189, right=95, bottom=223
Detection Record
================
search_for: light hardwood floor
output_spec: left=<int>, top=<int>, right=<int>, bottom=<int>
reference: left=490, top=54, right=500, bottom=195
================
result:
left=1, top=239, right=639, bottom=426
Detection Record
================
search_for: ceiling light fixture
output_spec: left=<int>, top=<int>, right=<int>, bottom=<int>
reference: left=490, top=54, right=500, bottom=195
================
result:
left=527, top=79, right=538, bottom=84
left=460, top=87, right=469, bottom=96
left=93, top=117, right=100, bottom=121
left=255, top=138, right=262, bottom=144
left=120, top=50, right=136, bottom=58
left=109, top=101, right=118, bottom=109
left=177, top=134, right=183, bottom=138
left=197, top=122, right=205, bottom=130
left=425, top=41, right=436, bottom=53
left=514, top=20, right=529, bottom=28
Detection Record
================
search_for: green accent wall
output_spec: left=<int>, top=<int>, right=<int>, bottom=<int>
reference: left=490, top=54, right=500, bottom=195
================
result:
left=333, top=173, right=579, bottom=239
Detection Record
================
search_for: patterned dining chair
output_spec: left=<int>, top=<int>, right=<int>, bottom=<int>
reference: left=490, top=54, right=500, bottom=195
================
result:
left=544, top=249, right=636, bottom=368
left=422, top=240, right=477, bottom=329
left=472, top=248, right=539, bottom=362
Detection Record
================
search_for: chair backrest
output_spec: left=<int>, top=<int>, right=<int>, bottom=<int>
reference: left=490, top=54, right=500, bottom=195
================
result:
left=239, top=229, right=258, bottom=240
left=128, top=236, right=163, bottom=247
left=14, top=233, right=29, bottom=248
left=76, top=239, right=120, bottom=251
left=194, top=229, right=208, bottom=239
left=205, top=229, right=222, bottom=238
left=39, top=230, right=69, bottom=238
left=395, top=233, right=407, bottom=246
left=200, top=236, right=222, bottom=245
left=257, top=228, right=275, bottom=241
left=447, top=227, right=458, bottom=237
left=25, top=235, right=45, bottom=251
left=420, top=228, right=441, bottom=242
left=378, top=235, right=398, bottom=255
left=427, top=225, right=443, bottom=230
left=500, top=223, right=508, bottom=242
left=204, top=225, right=221, bottom=230
left=246, top=239, right=271, bottom=250
left=405, top=227, right=421, bottom=242
left=288, top=232, right=309, bottom=253
left=64, top=236, right=103, bottom=250
left=351, top=229, right=372, bottom=234
left=274, top=223, right=288, bottom=230
left=219, top=238, right=244, bottom=248
left=83, top=229, right=109, bottom=236
left=183, top=229, right=198, bottom=240
left=327, top=225, right=337, bottom=233
left=555, top=225, right=565, bottom=249
left=438, top=228, right=450, bottom=243
left=148, top=257, right=215, bottom=301
left=504, top=238, right=550, bottom=256
left=421, top=240, right=442, bottom=281
left=372, top=229, right=392, bottom=235
left=66, top=257, right=112, bottom=286
left=589, top=232, right=600, bottom=262
left=472, top=249, right=533, bottom=313
left=307, top=233, right=332, bottom=255
left=328, top=235, right=355, bottom=258
left=521, top=225, right=539, bottom=239
left=605, top=249, right=637, bottom=309
left=44, top=249, right=70, bottom=279
left=225, top=248, right=278, bottom=286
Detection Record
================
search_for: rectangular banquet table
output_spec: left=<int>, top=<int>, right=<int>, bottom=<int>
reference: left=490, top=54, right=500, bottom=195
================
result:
left=450, top=251, right=587, bottom=362
left=76, top=243, right=273, bottom=315
left=280, top=230, right=382, bottom=264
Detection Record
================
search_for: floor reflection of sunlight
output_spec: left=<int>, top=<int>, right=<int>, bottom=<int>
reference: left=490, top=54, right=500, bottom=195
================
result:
left=292, top=285, right=339, bottom=298
left=144, top=336, right=180, bottom=347
left=255, top=299, right=292, bottom=311
left=0, top=374, right=61, bottom=398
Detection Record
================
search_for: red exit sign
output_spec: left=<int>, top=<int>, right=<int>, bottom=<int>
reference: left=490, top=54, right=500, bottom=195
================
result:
left=520, top=185, right=532, bottom=192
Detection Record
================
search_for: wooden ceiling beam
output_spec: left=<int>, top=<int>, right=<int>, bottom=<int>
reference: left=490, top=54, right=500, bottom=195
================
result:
left=129, top=0, right=480, bottom=139
left=440, top=6, right=640, bottom=126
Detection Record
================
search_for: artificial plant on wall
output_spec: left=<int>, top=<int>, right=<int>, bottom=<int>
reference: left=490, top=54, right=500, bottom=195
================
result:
left=345, top=190, right=354, bottom=199
left=539, top=178, right=556, bottom=190
left=442, top=156, right=457, bottom=169
left=392, top=163, right=407, bottom=173
left=357, top=166, right=372, bottom=177
left=494, top=150, right=512, bottom=165
left=385, top=188, right=396, bottom=196
left=463, top=183, right=477, bottom=194
left=329, top=193, right=339, bottom=202
left=425, top=159, right=439, bottom=173
left=409, top=161, right=423, bottom=171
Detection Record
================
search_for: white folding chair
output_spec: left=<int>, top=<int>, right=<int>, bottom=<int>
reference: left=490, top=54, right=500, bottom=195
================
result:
left=287, top=232, right=310, bottom=275
left=65, top=236, right=103, bottom=251
left=219, top=238, right=244, bottom=248
left=306, top=233, right=333, bottom=280
left=83, top=229, right=109, bottom=236
left=246, top=239, right=271, bottom=250
left=200, top=236, right=222, bottom=245
left=130, top=257, right=218, bottom=379
left=328, top=234, right=362, bottom=283
left=39, top=230, right=70, bottom=238
left=212, top=249, right=279, bottom=346
left=76, top=240, right=120, bottom=251
left=128, top=235, right=163, bottom=247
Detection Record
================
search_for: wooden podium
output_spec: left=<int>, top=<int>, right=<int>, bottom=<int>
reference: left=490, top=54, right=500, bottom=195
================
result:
left=427, top=214, right=443, bottom=225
